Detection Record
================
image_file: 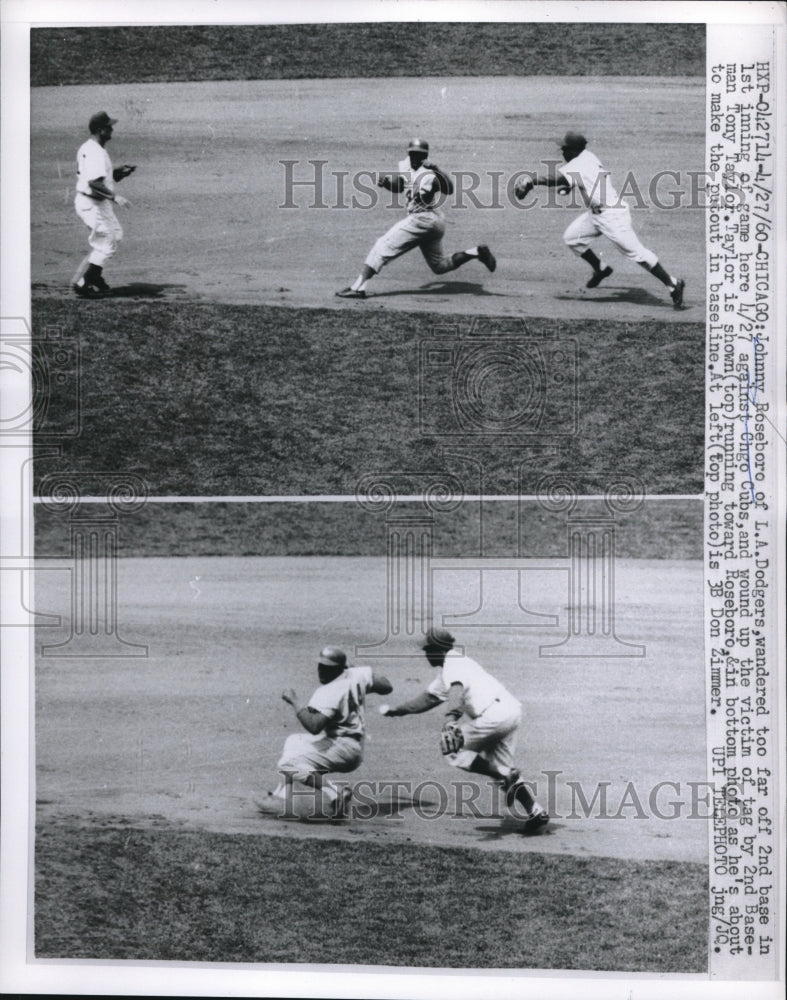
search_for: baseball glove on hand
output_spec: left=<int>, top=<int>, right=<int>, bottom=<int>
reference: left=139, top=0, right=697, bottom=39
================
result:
left=440, top=721, right=464, bottom=755
left=514, top=177, right=535, bottom=200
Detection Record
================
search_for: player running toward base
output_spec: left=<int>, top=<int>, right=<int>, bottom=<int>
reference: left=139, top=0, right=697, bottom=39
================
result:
left=336, top=138, right=497, bottom=299
left=273, top=646, right=392, bottom=819
left=381, top=627, right=549, bottom=833
left=72, top=111, right=136, bottom=297
left=515, top=131, right=685, bottom=309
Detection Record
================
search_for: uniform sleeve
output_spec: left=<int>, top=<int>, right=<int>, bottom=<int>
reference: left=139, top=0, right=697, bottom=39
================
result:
left=307, top=684, right=338, bottom=718
left=79, top=143, right=109, bottom=183
left=426, top=670, right=450, bottom=701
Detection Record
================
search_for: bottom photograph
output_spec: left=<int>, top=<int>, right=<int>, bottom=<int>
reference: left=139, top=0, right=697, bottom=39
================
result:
left=33, top=495, right=707, bottom=972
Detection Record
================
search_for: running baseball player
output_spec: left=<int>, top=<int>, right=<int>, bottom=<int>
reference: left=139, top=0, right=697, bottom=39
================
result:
left=515, top=131, right=685, bottom=309
left=72, top=111, right=136, bottom=297
left=336, top=138, right=496, bottom=298
left=272, top=646, right=393, bottom=819
left=381, top=627, right=549, bottom=833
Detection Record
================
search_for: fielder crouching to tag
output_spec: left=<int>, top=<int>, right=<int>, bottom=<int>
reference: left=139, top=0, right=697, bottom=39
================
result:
left=382, top=627, right=549, bottom=833
left=273, top=646, right=392, bottom=819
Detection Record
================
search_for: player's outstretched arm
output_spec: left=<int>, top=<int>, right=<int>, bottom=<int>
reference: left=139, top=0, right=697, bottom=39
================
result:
left=382, top=691, right=442, bottom=717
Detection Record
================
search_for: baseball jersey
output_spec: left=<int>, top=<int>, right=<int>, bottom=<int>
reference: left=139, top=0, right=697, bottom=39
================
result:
left=76, top=138, right=114, bottom=196
left=558, top=149, right=619, bottom=210
left=427, top=652, right=518, bottom=718
left=308, top=665, right=374, bottom=738
left=398, top=157, right=441, bottom=214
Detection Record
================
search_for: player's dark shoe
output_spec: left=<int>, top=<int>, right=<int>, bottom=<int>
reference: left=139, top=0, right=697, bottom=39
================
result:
left=523, top=810, right=550, bottom=834
left=92, top=275, right=111, bottom=292
left=72, top=279, right=99, bottom=298
left=477, top=244, right=497, bottom=272
left=670, top=278, right=686, bottom=310
left=586, top=265, right=613, bottom=289
left=335, top=287, right=366, bottom=299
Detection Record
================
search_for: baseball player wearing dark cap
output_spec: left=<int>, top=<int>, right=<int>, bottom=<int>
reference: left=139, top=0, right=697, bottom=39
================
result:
left=515, top=131, right=685, bottom=309
left=336, top=138, right=497, bottom=298
left=72, top=111, right=136, bottom=297
left=273, top=646, right=392, bottom=819
left=381, top=627, right=549, bottom=833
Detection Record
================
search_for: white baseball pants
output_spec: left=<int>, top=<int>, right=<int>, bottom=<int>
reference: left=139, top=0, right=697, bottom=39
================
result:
left=366, top=210, right=456, bottom=274
left=75, top=194, right=123, bottom=266
left=563, top=203, right=658, bottom=267
left=448, top=698, right=522, bottom=776
left=277, top=731, right=363, bottom=783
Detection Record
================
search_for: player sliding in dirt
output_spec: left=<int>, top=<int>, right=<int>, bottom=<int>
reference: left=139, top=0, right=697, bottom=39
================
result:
left=381, top=627, right=549, bottom=834
left=271, top=646, right=392, bottom=819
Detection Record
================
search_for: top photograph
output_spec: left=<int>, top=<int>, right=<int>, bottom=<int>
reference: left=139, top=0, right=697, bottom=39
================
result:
left=29, top=22, right=706, bottom=497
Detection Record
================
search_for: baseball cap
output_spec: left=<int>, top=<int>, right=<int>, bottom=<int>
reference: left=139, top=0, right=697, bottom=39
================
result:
left=408, top=137, right=429, bottom=154
left=318, top=646, right=347, bottom=668
left=556, top=131, right=587, bottom=150
left=89, top=111, right=118, bottom=134
left=422, top=627, right=455, bottom=649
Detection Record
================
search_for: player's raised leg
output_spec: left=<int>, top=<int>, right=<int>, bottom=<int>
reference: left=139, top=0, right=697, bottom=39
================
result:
left=597, top=205, right=685, bottom=308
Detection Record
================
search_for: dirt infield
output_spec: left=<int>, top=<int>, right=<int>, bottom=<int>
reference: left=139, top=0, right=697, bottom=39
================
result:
left=32, top=76, right=704, bottom=321
left=35, top=555, right=706, bottom=864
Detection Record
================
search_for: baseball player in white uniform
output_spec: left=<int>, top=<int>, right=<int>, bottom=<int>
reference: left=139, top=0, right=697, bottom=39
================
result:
left=516, top=131, right=685, bottom=309
left=72, top=111, right=136, bottom=297
left=336, top=138, right=497, bottom=298
left=273, top=646, right=392, bottom=818
left=382, top=627, right=549, bottom=833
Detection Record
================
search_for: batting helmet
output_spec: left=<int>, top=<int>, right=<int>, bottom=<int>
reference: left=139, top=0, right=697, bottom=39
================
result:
left=408, top=137, right=429, bottom=154
left=422, top=627, right=455, bottom=650
left=89, top=111, right=118, bottom=134
left=318, top=646, right=347, bottom=668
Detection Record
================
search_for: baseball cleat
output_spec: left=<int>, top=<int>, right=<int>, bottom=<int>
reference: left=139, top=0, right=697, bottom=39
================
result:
left=92, top=276, right=111, bottom=292
left=477, top=245, right=497, bottom=272
left=670, top=278, right=686, bottom=310
left=586, top=265, right=613, bottom=289
left=523, top=811, right=550, bottom=834
left=72, top=280, right=98, bottom=298
left=335, top=287, right=366, bottom=299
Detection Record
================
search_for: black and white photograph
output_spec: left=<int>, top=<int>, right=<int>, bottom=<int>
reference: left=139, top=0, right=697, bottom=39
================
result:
left=1, top=2, right=784, bottom=998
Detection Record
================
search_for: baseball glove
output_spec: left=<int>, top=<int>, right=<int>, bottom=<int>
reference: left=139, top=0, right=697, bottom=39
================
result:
left=514, top=176, right=535, bottom=200
left=440, top=721, right=464, bottom=755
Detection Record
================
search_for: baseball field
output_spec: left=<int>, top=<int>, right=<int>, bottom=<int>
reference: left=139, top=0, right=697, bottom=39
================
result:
left=29, top=23, right=709, bottom=974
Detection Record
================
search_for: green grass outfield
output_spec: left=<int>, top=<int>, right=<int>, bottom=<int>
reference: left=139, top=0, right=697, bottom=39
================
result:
left=31, top=23, right=705, bottom=86
left=35, top=824, right=707, bottom=970
left=32, top=299, right=705, bottom=497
